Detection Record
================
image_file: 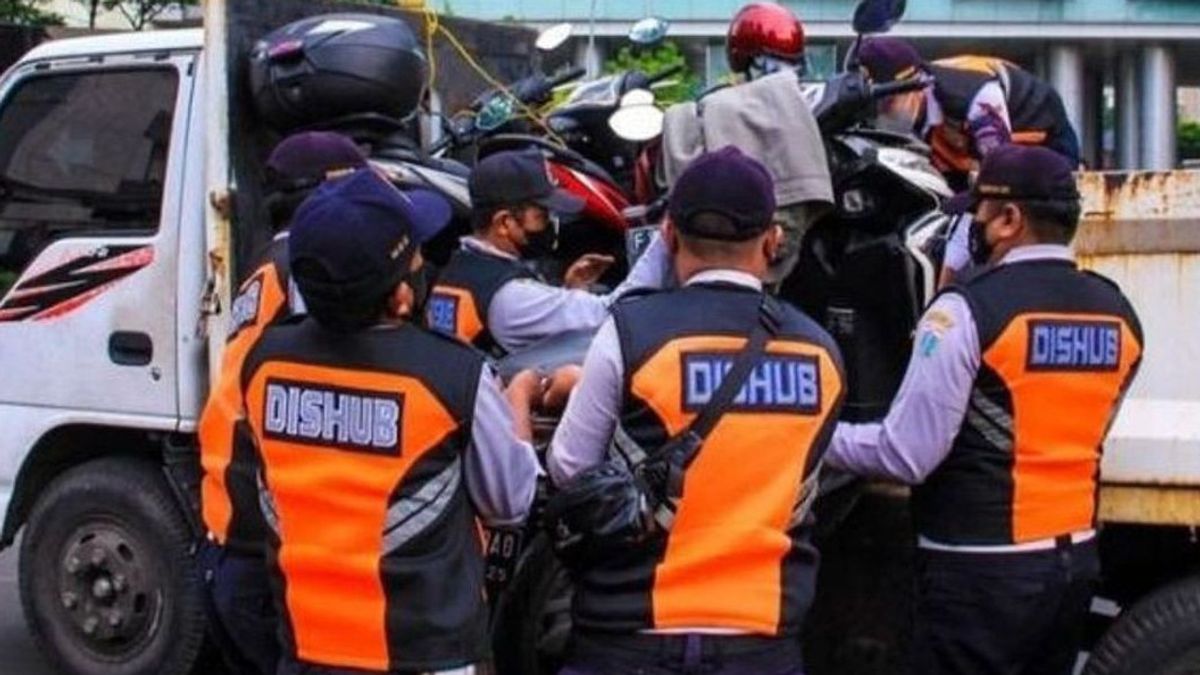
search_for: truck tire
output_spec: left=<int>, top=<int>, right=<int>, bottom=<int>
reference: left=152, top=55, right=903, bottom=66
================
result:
left=1085, top=575, right=1200, bottom=675
left=492, top=533, right=573, bottom=675
left=18, top=456, right=205, bottom=675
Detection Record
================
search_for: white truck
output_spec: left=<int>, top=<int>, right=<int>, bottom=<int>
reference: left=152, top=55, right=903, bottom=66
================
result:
left=0, top=6, right=1196, bottom=675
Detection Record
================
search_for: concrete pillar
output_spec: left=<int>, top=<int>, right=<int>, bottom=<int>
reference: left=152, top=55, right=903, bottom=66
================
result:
left=1140, top=44, right=1177, bottom=170
left=1116, top=49, right=1142, bottom=170
left=1082, top=64, right=1103, bottom=168
left=1049, top=45, right=1086, bottom=157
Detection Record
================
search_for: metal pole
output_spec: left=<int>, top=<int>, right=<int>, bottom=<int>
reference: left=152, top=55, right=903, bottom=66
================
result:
left=588, top=0, right=598, bottom=78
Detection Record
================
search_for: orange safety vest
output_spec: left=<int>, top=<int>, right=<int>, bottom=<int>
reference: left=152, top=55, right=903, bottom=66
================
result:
left=198, top=237, right=291, bottom=551
left=241, top=319, right=489, bottom=671
left=572, top=284, right=845, bottom=636
left=914, top=260, right=1143, bottom=545
left=424, top=247, right=536, bottom=356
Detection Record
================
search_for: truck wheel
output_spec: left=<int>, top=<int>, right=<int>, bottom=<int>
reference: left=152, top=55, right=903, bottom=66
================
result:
left=492, top=534, right=573, bottom=675
left=1085, top=575, right=1200, bottom=675
left=19, top=457, right=205, bottom=675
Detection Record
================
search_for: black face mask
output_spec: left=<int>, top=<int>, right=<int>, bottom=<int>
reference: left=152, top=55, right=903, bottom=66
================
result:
left=516, top=216, right=558, bottom=260
left=968, top=217, right=994, bottom=266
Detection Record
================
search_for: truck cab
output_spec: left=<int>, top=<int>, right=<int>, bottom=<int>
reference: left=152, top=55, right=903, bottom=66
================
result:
left=0, top=29, right=211, bottom=675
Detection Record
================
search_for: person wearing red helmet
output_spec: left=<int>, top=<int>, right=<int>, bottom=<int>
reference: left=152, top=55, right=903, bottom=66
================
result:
left=726, top=2, right=807, bottom=79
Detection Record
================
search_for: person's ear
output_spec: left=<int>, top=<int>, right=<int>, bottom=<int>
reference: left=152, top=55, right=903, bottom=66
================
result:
left=994, top=202, right=1024, bottom=241
left=663, top=217, right=681, bottom=255
left=387, top=281, right=414, bottom=319
left=764, top=224, right=784, bottom=261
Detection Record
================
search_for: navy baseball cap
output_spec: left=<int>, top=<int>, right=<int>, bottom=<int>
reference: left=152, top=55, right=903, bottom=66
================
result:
left=289, top=170, right=451, bottom=327
left=857, top=37, right=924, bottom=83
left=668, top=146, right=777, bottom=241
left=969, top=145, right=1080, bottom=210
left=469, top=150, right=585, bottom=214
left=266, top=131, right=367, bottom=182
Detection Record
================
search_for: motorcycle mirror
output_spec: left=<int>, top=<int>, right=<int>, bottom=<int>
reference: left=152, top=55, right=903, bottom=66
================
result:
left=852, top=0, right=907, bottom=35
left=476, top=96, right=515, bottom=132
left=609, top=103, right=665, bottom=142
left=536, top=23, right=574, bottom=52
left=629, top=17, right=670, bottom=46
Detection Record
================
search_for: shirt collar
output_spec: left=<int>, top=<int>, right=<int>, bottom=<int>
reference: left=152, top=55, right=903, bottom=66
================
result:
left=462, top=235, right=518, bottom=261
left=922, top=88, right=943, bottom=134
left=999, top=244, right=1076, bottom=266
left=683, top=269, right=764, bottom=291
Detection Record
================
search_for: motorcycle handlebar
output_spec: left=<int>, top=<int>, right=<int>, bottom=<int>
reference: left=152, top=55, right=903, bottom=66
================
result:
left=868, top=74, right=933, bottom=101
left=648, top=64, right=684, bottom=85
left=545, top=66, right=587, bottom=91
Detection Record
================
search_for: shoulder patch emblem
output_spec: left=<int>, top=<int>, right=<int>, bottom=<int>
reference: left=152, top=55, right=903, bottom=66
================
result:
left=228, top=276, right=264, bottom=339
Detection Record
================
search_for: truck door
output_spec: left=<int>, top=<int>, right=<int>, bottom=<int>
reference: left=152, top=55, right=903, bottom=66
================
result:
left=0, top=53, right=196, bottom=421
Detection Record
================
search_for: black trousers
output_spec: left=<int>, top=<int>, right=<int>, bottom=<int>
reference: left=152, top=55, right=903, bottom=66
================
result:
left=199, top=541, right=281, bottom=675
left=912, top=538, right=1099, bottom=675
left=560, top=632, right=805, bottom=675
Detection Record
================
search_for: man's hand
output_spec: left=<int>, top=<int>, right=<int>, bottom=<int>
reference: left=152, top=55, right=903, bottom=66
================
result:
left=564, top=254, right=616, bottom=289
left=505, top=370, right=547, bottom=442
left=542, top=365, right=582, bottom=412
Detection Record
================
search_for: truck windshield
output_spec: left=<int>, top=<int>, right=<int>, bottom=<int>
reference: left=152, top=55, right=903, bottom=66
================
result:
left=0, top=68, right=177, bottom=298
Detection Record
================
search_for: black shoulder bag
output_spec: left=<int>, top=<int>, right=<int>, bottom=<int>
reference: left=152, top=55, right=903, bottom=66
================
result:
left=545, top=296, right=781, bottom=568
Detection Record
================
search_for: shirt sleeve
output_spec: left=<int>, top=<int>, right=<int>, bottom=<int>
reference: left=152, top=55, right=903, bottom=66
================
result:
left=488, top=281, right=611, bottom=353
left=546, top=319, right=625, bottom=486
left=464, top=364, right=541, bottom=526
left=609, top=232, right=673, bottom=298
left=967, top=80, right=1013, bottom=157
left=487, top=235, right=672, bottom=353
left=826, top=294, right=980, bottom=483
left=942, top=212, right=974, bottom=273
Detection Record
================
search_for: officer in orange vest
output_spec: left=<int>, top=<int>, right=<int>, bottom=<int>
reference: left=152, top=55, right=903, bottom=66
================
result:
left=828, top=146, right=1143, bottom=675
left=548, top=147, right=846, bottom=674
left=426, top=150, right=670, bottom=357
left=197, top=130, right=367, bottom=674
left=235, top=169, right=541, bottom=675
left=857, top=37, right=1081, bottom=192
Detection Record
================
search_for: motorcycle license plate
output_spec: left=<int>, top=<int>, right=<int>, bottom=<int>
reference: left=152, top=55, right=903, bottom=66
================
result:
left=626, top=225, right=657, bottom=265
left=484, top=527, right=525, bottom=591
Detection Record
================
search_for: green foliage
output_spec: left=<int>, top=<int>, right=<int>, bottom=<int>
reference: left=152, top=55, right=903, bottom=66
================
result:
left=102, top=0, right=197, bottom=30
left=602, top=40, right=701, bottom=107
left=0, top=0, right=63, bottom=26
left=1179, top=119, right=1200, bottom=161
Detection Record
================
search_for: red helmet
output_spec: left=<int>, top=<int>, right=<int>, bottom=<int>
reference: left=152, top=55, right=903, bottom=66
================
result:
left=726, top=3, right=806, bottom=74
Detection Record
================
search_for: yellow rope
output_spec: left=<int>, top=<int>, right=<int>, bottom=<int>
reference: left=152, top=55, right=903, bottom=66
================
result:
left=405, top=2, right=567, bottom=146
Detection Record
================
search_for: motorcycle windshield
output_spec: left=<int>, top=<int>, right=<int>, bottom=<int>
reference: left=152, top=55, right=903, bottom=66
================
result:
left=558, top=76, right=622, bottom=112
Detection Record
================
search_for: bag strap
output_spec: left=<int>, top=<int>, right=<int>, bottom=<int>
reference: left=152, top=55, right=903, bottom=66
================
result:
left=687, top=294, right=781, bottom=441
left=657, top=295, right=782, bottom=502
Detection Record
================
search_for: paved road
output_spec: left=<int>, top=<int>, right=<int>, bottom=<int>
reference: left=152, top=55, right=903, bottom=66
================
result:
left=0, top=540, right=58, bottom=675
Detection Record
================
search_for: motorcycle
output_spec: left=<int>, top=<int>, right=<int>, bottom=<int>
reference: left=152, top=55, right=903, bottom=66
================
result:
left=431, top=19, right=677, bottom=278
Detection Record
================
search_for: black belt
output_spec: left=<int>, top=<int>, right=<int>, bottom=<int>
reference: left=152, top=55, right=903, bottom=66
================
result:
left=574, top=631, right=799, bottom=658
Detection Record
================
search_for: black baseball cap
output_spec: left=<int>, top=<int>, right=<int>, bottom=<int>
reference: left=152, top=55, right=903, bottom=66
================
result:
left=289, top=170, right=451, bottom=329
left=668, top=146, right=777, bottom=241
left=969, top=145, right=1080, bottom=210
left=469, top=150, right=586, bottom=214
